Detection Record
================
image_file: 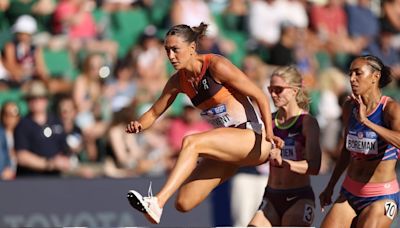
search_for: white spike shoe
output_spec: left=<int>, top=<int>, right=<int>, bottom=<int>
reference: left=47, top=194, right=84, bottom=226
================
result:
left=127, top=182, right=163, bottom=224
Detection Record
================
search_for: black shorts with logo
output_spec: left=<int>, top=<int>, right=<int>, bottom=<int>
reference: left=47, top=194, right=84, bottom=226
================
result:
left=258, top=186, right=315, bottom=218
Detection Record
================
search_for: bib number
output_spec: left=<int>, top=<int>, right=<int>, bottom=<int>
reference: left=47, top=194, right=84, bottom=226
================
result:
left=346, top=133, right=378, bottom=155
left=201, top=104, right=235, bottom=128
left=281, top=145, right=296, bottom=160
left=385, top=201, right=397, bottom=220
left=303, top=204, right=314, bottom=224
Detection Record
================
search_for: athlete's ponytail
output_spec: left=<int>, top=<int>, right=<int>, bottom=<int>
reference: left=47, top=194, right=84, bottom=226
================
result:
left=166, top=22, right=208, bottom=46
left=191, top=22, right=208, bottom=44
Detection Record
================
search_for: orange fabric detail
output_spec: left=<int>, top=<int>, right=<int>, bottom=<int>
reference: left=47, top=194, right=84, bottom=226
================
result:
left=179, top=54, right=214, bottom=98
left=197, top=87, right=232, bottom=110
left=179, top=70, right=197, bottom=98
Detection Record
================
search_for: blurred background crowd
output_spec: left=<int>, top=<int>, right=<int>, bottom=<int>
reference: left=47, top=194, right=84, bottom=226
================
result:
left=0, top=0, right=399, bottom=185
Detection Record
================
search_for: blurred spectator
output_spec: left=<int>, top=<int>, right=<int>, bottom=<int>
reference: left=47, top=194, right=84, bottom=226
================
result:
left=129, top=27, right=168, bottom=108
left=56, top=95, right=103, bottom=178
left=316, top=67, right=349, bottom=173
left=0, top=101, right=20, bottom=174
left=309, top=0, right=353, bottom=63
left=282, top=0, right=308, bottom=29
left=137, top=113, right=171, bottom=176
left=0, top=124, right=15, bottom=180
left=1, top=15, right=48, bottom=88
left=73, top=53, right=109, bottom=161
left=0, top=56, right=8, bottom=89
left=5, top=0, right=55, bottom=32
left=381, top=0, right=400, bottom=49
left=105, top=105, right=157, bottom=178
left=242, top=54, right=270, bottom=87
left=294, top=28, right=320, bottom=88
left=104, top=58, right=137, bottom=114
left=345, top=0, right=379, bottom=54
left=248, top=0, right=287, bottom=48
left=57, top=95, right=83, bottom=155
left=14, top=79, right=72, bottom=177
left=310, top=0, right=347, bottom=41
left=52, top=0, right=118, bottom=63
left=166, top=105, right=212, bottom=170
left=221, top=0, right=248, bottom=32
left=131, top=26, right=166, bottom=79
left=241, top=54, right=277, bottom=112
left=268, top=23, right=297, bottom=66
left=197, top=23, right=235, bottom=56
left=170, top=0, right=216, bottom=27
left=364, top=22, right=400, bottom=79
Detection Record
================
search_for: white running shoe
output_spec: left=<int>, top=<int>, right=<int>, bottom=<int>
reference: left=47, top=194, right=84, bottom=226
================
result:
left=127, top=183, right=163, bottom=224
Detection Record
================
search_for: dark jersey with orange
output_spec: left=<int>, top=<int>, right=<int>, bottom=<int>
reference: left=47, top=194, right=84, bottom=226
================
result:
left=178, top=54, right=261, bottom=128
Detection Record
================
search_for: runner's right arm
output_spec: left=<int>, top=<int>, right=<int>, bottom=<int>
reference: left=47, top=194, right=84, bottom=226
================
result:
left=127, top=74, right=180, bottom=133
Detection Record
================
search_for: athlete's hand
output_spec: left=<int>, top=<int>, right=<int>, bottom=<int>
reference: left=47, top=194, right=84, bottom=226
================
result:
left=267, top=135, right=284, bottom=149
left=350, top=94, right=367, bottom=124
left=319, top=186, right=334, bottom=212
left=269, top=147, right=283, bottom=167
left=126, top=121, right=143, bottom=134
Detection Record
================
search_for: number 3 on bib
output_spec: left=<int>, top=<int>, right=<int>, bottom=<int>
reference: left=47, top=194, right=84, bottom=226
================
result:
left=303, top=204, right=314, bottom=224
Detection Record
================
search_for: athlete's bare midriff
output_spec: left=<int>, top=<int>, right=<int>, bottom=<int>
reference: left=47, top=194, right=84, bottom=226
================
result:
left=268, top=166, right=311, bottom=189
left=347, top=159, right=397, bottom=183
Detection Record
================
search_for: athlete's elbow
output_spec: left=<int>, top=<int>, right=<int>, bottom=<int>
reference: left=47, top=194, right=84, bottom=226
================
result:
left=306, top=164, right=321, bottom=175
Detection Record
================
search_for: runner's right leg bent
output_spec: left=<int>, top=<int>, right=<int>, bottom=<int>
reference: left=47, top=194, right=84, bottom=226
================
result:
left=156, top=128, right=270, bottom=209
left=127, top=127, right=272, bottom=224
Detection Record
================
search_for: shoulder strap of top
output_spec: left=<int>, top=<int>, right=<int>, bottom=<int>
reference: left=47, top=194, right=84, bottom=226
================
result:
left=201, top=54, right=213, bottom=75
left=382, top=96, right=390, bottom=111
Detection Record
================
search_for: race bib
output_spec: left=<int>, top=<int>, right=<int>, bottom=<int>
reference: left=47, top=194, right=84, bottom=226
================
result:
left=346, top=131, right=378, bottom=155
left=200, top=104, right=236, bottom=128
left=281, top=145, right=296, bottom=160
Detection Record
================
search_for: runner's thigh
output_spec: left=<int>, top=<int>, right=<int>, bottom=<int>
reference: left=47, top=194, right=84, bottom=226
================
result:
left=282, top=199, right=315, bottom=227
left=321, top=195, right=356, bottom=228
left=357, top=199, right=397, bottom=228
left=189, top=127, right=270, bottom=166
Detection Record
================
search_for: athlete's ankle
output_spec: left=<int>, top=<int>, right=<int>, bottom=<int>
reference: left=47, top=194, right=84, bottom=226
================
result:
left=156, top=195, right=167, bottom=208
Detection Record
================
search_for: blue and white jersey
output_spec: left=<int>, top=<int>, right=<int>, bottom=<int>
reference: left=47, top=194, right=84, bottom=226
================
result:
left=346, top=96, right=400, bottom=161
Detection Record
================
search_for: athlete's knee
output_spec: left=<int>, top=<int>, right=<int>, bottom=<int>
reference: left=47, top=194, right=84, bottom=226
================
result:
left=181, top=135, right=198, bottom=152
left=175, top=195, right=195, bottom=213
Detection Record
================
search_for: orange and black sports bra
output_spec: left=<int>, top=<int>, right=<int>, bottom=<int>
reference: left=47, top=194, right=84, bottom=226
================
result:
left=179, top=54, right=232, bottom=110
left=178, top=54, right=261, bottom=129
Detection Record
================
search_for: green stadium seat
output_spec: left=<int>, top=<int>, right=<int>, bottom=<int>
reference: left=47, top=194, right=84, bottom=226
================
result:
left=212, top=13, right=248, bottom=67
left=110, top=9, right=149, bottom=58
left=147, top=0, right=171, bottom=27
left=43, top=48, right=78, bottom=81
